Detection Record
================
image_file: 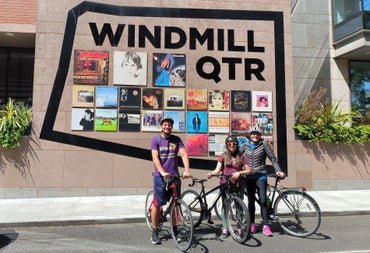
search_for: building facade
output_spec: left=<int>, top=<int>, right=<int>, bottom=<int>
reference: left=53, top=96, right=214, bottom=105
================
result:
left=0, top=0, right=369, bottom=198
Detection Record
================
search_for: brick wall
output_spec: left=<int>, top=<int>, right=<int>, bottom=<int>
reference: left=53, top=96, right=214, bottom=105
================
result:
left=0, top=0, right=37, bottom=24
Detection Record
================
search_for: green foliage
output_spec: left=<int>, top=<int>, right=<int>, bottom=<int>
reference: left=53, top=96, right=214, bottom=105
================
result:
left=294, top=88, right=370, bottom=144
left=0, top=98, right=32, bottom=148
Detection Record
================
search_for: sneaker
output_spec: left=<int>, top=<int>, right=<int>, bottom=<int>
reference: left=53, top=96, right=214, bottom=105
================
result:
left=220, top=228, right=229, bottom=238
left=263, top=225, right=273, bottom=236
left=151, top=228, right=161, bottom=244
left=173, top=228, right=185, bottom=241
left=250, top=223, right=256, bottom=234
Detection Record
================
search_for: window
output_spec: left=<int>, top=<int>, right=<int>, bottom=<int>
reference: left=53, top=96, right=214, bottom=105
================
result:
left=350, top=61, right=370, bottom=112
left=332, top=0, right=362, bottom=25
left=0, top=48, right=34, bottom=106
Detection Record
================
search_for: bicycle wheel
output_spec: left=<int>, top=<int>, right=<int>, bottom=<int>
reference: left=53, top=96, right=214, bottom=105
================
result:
left=170, top=199, right=194, bottom=252
left=145, top=191, right=154, bottom=231
left=225, top=196, right=250, bottom=244
left=181, top=189, right=203, bottom=227
left=274, top=190, right=321, bottom=237
left=214, top=195, right=223, bottom=220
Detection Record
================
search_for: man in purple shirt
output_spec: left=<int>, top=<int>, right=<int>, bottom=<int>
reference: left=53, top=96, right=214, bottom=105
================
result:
left=150, top=117, right=190, bottom=245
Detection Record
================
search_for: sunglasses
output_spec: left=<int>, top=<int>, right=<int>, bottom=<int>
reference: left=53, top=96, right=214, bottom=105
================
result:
left=227, top=142, right=237, bottom=147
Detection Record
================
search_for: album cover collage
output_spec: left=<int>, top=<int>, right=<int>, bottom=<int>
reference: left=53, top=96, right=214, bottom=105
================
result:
left=70, top=50, right=274, bottom=156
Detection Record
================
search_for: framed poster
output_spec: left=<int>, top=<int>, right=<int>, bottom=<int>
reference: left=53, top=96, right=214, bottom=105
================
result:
left=186, top=134, right=208, bottom=156
left=118, top=110, right=141, bottom=132
left=142, top=88, right=163, bottom=110
left=119, top=87, right=141, bottom=109
left=208, top=111, right=230, bottom=133
left=71, top=108, right=94, bottom=131
left=113, top=51, right=147, bottom=86
left=95, top=86, right=118, bottom=109
left=186, top=89, right=207, bottom=110
left=153, top=53, right=186, bottom=87
left=186, top=111, right=208, bottom=133
left=208, top=89, right=230, bottom=111
left=252, top=91, right=272, bottom=112
left=94, top=109, right=118, bottom=131
left=163, top=111, right=185, bottom=132
left=141, top=110, right=163, bottom=132
left=208, top=134, right=228, bottom=156
left=231, top=112, right=251, bottom=134
left=73, top=50, right=109, bottom=85
left=164, top=88, right=185, bottom=110
left=72, top=85, right=94, bottom=108
left=231, top=90, right=251, bottom=112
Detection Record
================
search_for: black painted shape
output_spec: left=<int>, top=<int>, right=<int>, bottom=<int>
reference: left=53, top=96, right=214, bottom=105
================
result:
left=40, top=1, right=287, bottom=172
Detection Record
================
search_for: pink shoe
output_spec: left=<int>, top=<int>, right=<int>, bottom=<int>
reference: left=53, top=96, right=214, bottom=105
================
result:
left=263, top=225, right=273, bottom=236
left=250, top=223, right=256, bottom=234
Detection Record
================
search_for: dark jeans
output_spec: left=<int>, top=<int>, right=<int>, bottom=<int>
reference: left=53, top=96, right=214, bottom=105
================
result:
left=245, top=178, right=268, bottom=225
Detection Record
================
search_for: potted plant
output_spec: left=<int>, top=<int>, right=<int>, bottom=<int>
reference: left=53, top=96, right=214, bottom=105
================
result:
left=0, top=98, right=32, bottom=148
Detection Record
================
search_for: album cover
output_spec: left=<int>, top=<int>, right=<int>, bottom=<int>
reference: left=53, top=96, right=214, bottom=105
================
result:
left=94, top=109, right=118, bottom=131
left=163, top=111, right=185, bottom=133
left=186, top=89, right=207, bottom=110
left=231, top=90, right=251, bottom=112
left=113, top=51, right=147, bottom=86
left=231, top=112, right=251, bottom=134
left=141, top=110, right=163, bottom=132
left=142, top=88, right=163, bottom=110
left=153, top=53, right=186, bottom=87
left=186, top=134, right=208, bottom=156
left=252, top=91, right=272, bottom=112
left=119, top=87, right=141, bottom=109
left=118, top=110, right=141, bottom=132
left=71, top=108, right=94, bottom=131
left=208, top=89, right=230, bottom=111
left=73, top=50, right=109, bottom=85
left=208, top=134, right=228, bottom=156
left=95, top=86, right=118, bottom=109
left=251, top=112, right=273, bottom=136
left=72, top=85, right=94, bottom=108
left=208, top=111, right=230, bottom=133
left=164, top=88, right=185, bottom=110
left=186, top=111, right=208, bottom=133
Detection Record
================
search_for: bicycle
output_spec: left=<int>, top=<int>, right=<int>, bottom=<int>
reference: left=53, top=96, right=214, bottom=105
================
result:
left=181, top=174, right=250, bottom=244
left=245, top=174, right=321, bottom=237
left=145, top=175, right=194, bottom=252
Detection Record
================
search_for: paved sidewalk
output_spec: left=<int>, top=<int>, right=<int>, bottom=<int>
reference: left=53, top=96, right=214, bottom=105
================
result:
left=0, top=190, right=369, bottom=227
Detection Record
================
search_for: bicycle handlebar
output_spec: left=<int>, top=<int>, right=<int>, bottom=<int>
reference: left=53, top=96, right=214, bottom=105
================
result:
left=187, top=174, right=233, bottom=187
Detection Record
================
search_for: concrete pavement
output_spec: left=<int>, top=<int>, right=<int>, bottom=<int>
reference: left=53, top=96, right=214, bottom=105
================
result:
left=0, top=190, right=369, bottom=227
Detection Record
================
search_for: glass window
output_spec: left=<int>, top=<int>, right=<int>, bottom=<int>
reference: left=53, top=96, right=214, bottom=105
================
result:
left=0, top=48, right=34, bottom=106
left=332, top=0, right=362, bottom=25
left=350, top=61, right=370, bottom=112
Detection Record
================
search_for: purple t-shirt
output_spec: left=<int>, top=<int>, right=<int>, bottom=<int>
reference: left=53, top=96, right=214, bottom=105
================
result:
left=150, top=135, right=185, bottom=176
left=218, top=153, right=248, bottom=185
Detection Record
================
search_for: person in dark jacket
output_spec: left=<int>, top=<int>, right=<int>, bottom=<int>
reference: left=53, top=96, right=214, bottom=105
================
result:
left=241, top=126, right=285, bottom=237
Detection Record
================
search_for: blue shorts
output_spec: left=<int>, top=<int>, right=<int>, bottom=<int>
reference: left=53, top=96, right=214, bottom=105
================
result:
left=153, top=176, right=181, bottom=207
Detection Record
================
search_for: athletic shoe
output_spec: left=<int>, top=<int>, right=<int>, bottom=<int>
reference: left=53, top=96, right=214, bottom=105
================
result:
left=220, top=228, right=229, bottom=238
left=263, top=225, right=273, bottom=236
left=250, top=223, right=256, bottom=234
left=151, top=228, right=161, bottom=244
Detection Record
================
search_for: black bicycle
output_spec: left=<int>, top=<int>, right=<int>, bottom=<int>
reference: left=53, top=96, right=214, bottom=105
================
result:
left=145, top=175, right=194, bottom=252
left=245, top=174, right=322, bottom=237
left=181, top=174, right=250, bottom=244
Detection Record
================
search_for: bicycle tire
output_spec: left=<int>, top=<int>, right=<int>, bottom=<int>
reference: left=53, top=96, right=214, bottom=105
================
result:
left=144, top=191, right=154, bottom=231
left=214, top=195, right=223, bottom=220
left=181, top=189, right=203, bottom=227
left=225, top=195, right=250, bottom=244
left=170, top=198, right=194, bottom=252
left=274, top=190, right=321, bottom=237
